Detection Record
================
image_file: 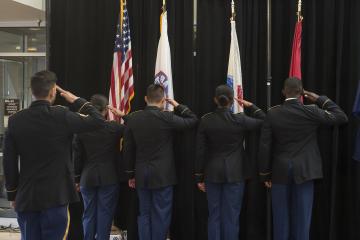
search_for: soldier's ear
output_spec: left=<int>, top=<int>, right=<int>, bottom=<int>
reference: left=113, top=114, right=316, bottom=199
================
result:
left=214, top=97, right=218, bottom=105
left=50, top=85, right=56, bottom=98
left=144, top=96, right=148, bottom=104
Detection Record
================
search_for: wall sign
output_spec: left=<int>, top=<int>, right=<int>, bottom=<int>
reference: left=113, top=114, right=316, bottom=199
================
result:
left=4, top=99, right=20, bottom=116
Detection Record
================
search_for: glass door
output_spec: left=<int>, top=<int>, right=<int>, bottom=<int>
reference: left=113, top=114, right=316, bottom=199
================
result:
left=0, top=59, right=23, bottom=202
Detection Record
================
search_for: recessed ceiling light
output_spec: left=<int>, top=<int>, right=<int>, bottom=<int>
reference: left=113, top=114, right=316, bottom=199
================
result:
left=27, top=47, right=38, bottom=52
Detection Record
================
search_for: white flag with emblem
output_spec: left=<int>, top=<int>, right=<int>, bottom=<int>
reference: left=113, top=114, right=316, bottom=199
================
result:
left=154, top=11, right=174, bottom=111
left=227, top=20, right=244, bottom=113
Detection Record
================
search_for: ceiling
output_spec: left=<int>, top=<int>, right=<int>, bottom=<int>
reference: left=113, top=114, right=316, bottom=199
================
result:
left=0, top=0, right=45, bottom=23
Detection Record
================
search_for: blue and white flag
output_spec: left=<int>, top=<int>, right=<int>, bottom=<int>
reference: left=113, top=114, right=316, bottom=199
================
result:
left=227, top=20, right=243, bottom=113
left=155, top=11, right=174, bottom=111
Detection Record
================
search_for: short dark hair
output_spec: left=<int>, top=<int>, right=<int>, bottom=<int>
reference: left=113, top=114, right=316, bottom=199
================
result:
left=31, top=71, right=57, bottom=98
left=215, top=85, right=234, bottom=107
left=146, top=84, right=165, bottom=103
left=283, top=77, right=303, bottom=96
left=90, top=94, right=108, bottom=112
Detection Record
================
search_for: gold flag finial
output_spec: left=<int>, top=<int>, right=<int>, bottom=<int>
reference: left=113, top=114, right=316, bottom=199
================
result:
left=297, top=0, right=303, bottom=22
left=162, top=0, right=166, bottom=13
left=230, top=0, right=236, bottom=21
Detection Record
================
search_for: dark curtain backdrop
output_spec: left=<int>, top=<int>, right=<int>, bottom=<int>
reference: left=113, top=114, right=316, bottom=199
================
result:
left=49, top=0, right=360, bottom=240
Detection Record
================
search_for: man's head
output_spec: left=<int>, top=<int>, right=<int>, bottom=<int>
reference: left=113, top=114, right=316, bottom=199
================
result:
left=90, top=94, right=108, bottom=117
left=282, top=77, right=303, bottom=98
left=145, top=84, right=165, bottom=109
left=31, top=70, right=57, bottom=103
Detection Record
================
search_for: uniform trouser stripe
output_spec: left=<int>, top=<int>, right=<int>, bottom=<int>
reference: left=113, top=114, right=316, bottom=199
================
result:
left=63, top=205, right=70, bottom=240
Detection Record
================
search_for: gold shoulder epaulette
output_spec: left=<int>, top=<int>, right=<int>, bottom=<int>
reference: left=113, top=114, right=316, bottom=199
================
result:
left=268, top=105, right=280, bottom=111
left=201, top=112, right=214, bottom=119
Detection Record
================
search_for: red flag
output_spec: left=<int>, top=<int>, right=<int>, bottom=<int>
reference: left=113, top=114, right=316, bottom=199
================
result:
left=289, top=20, right=303, bottom=101
left=289, top=20, right=302, bottom=79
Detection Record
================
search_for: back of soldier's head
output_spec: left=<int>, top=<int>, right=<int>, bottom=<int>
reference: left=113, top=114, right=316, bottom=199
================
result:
left=283, top=77, right=303, bottom=97
left=146, top=84, right=165, bottom=103
left=31, top=71, right=57, bottom=99
left=90, top=94, right=108, bottom=112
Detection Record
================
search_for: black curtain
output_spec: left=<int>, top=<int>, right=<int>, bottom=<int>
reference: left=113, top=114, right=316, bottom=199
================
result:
left=50, top=0, right=360, bottom=239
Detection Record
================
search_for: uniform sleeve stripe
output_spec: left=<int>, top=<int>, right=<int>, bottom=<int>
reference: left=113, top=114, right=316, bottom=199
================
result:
left=6, top=188, right=17, bottom=193
left=322, top=99, right=331, bottom=109
left=78, top=102, right=91, bottom=113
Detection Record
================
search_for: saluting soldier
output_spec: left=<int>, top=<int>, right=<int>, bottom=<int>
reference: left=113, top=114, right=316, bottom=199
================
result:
left=123, top=84, right=198, bottom=240
left=73, top=94, right=126, bottom=240
left=195, top=85, right=265, bottom=240
left=3, top=71, right=105, bottom=240
left=258, top=77, right=348, bottom=240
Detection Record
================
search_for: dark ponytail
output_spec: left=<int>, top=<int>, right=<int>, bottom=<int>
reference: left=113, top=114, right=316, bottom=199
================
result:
left=215, top=85, right=234, bottom=107
left=217, top=95, right=230, bottom=106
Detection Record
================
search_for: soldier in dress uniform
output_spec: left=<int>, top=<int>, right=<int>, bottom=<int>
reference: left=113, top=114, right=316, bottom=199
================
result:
left=3, top=70, right=105, bottom=240
left=194, top=85, right=265, bottom=240
left=73, top=94, right=126, bottom=240
left=123, top=84, right=198, bottom=240
left=258, top=77, right=348, bottom=240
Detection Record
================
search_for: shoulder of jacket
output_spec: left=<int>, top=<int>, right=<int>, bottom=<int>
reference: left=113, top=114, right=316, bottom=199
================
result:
left=8, top=108, right=27, bottom=120
left=304, top=104, right=318, bottom=108
left=50, top=105, right=68, bottom=111
left=129, top=110, right=143, bottom=116
left=267, top=105, right=281, bottom=111
left=201, top=112, right=214, bottom=119
left=108, top=120, right=124, bottom=127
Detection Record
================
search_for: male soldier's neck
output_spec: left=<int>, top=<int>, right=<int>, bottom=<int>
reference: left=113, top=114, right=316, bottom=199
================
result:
left=34, top=96, right=53, bottom=104
left=147, top=102, right=163, bottom=109
left=285, top=95, right=300, bottom=99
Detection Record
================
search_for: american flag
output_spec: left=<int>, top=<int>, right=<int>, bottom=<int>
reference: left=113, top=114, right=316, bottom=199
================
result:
left=108, top=1, right=134, bottom=120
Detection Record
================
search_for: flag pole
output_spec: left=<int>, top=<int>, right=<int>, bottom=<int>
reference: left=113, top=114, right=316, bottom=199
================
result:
left=266, top=0, right=272, bottom=239
left=120, top=0, right=124, bottom=31
left=162, top=0, right=166, bottom=12
left=230, top=0, right=235, bottom=21
left=297, top=0, right=303, bottom=22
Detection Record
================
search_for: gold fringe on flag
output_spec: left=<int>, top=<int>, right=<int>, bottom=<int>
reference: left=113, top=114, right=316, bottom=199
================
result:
left=120, top=0, right=124, bottom=31
left=160, top=0, right=166, bottom=33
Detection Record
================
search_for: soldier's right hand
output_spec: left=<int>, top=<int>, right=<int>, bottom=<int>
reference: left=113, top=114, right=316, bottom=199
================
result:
left=128, top=178, right=136, bottom=189
left=264, top=181, right=272, bottom=189
left=303, top=90, right=319, bottom=103
left=197, top=182, right=206, bottom=192
left=108, top=105, right=125, bottom=117
left=235, top=98, right=253, bottom=108
left=56, top=85, right=79, bottom=103
left=165, top=98, right=180, bottom=107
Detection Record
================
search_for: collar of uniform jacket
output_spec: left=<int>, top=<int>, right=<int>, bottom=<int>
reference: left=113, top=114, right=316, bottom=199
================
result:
left=145, top=105, right=162, bottom=111
left=30, top=100, right=51, bottom=107
left=215, top=107, right=231, bottom=113
left=284, top=98, right=301, bottom=105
